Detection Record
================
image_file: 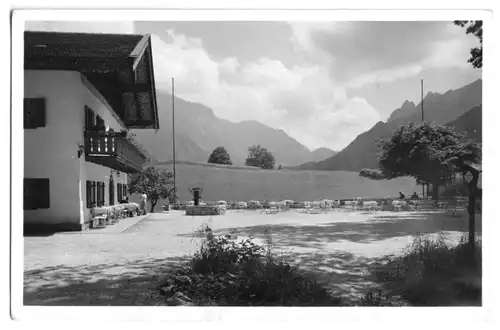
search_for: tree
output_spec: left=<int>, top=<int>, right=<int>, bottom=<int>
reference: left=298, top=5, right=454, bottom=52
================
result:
left=378, top=122, right=481, bottom=200
left=454, top=20, right=483, bottom=68
left=245, top=144, right=276, bottom=169
left=128, top=166, right=178, bottom=213
left=207, top=146, right=233, bottom=165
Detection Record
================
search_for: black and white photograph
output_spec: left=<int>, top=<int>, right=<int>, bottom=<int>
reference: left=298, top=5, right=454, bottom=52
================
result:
left=8, top=4, right=498, bottom=325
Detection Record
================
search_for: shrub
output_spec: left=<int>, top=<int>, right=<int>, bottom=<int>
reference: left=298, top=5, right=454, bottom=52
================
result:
left=375, top=233, right=481, bottom=306
left=160, top=223, right=342, bottom=306
left=359, top=168, right=385, bottom=180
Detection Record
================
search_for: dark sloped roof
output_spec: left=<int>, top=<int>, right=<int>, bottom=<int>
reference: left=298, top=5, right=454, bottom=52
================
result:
left=25, top=31, right=144, bottom=59
left=24, top=31, right=159, bottom=130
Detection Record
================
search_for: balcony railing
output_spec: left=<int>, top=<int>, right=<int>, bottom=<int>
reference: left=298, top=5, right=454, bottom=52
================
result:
left=84, top=130, right=148, bottom=173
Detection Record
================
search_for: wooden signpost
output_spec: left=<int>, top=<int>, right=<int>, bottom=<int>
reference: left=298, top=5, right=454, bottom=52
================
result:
left=463, top=162, right=481, bottom=257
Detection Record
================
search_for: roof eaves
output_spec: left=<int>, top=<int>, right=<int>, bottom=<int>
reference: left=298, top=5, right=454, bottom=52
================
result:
left=130, top=34, right=151, bottom=71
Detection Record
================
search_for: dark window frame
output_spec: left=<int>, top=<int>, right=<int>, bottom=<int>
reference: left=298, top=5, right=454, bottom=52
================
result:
left=86, top=180, right=93, bottom=208
left=24, top=178, right=50, bottom=210
left=95, top=181, right=105, bottom=207
left=84, top=106, right=96, bottom=130
left=24, top=98, right=46, bottom=129
left=91, top=181, right=96, bottom=207
left=84, top=105, right=105, bottom=131
left=117, top=183, right=123, bottom=202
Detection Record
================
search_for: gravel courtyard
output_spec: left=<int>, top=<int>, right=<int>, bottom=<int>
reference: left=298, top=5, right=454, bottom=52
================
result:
left=23, top=209, right=481, bottom=305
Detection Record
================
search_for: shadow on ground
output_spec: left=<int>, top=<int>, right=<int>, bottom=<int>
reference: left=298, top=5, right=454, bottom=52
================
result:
left=275, top=250, right=399, bottom=304
left=204, top=212, right=480, bottom=251
left=24, top=256, right=187, bottom=306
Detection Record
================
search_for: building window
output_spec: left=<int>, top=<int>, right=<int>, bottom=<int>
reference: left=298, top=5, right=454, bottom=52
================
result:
left=85, top=105, right=105, bottom=131
left=24, top=178, right=50, bottom=210
left=85, top=106, right=96, bottom=130
left=86, top=180, right=98, bottom=208
left=24, top=98, right=46, bottom=129
left=96, top=116, right=105, bottom=130
left=117, top=183, right=123, bottom=202
left=86, top=180, right=92, bottom=208
left=96, top=181, right=105, bottom=207
left=116, top=183, right=128, bottom=203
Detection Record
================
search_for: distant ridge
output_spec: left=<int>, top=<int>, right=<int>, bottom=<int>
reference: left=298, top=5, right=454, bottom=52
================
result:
left=133, top=91, right=313, bottom=166
left=294, top=79, right=482, bottom=172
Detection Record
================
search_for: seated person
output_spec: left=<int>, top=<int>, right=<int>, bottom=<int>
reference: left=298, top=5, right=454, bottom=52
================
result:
left=410, top=192, right=419, bottom=200
left=398, top=192, right=406, bottom=200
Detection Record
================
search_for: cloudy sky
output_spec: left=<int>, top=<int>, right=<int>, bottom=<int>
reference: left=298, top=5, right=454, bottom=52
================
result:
left=25, top=20, right=481, bottom=151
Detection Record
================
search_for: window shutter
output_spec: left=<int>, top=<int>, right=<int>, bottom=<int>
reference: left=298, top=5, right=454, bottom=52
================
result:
left=96, top=182, right=101, bottom=206
left=84, top=106, right=96, bottom=130
left=24, top=178, right=50, bottom=210
left=86, top=180, right=92, bottom=208
left=24, top=98, right=46, bottom=129
left=102, top=182, right=106, bottom=206
left=117, top=183, right=122, bottom=202
left=96, top=115, right=105, bottom=130
left=91, top=181, right=96, bottom=207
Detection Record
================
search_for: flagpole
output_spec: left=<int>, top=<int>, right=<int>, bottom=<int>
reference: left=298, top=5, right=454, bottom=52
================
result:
left=421, top=78, right=425, bottom=198
left=421, top=78, right=424, bottom=123
left=172, top=77, right=177, bottom=204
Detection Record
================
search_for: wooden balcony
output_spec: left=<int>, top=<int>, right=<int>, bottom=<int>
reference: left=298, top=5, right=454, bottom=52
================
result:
left=84, top=130, right=149, bottom=173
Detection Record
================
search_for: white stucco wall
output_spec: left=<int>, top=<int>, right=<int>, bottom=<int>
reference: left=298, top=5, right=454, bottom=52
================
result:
left=24, top=70, right=131, bottom=229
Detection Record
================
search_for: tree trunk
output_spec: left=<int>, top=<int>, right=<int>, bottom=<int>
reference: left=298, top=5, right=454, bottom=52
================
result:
left=467, top=177, right=477, bottom=253
left=150, top=200, right=157, bottom=213
left=432, top=181, right=440, bottom=200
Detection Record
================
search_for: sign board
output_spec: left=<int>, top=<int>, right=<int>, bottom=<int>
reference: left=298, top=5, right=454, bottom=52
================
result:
left=464, top=171, right=474, bottom=183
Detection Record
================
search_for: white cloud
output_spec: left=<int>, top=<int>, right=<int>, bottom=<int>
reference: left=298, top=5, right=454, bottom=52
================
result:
left=288, top=21, right=480, bottom=88
left=149, top=30, right=381, bottom=150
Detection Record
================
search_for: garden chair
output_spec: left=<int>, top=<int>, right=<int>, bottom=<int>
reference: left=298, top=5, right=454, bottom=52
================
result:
left=407, top=201, right=417, bottom=212
left=218, top=205, right=227, bottom=215
left=449, top=198, right=468, bottom=217
left=415, top=200, right=436, bottom=213
left=90, top=207, right=108, bottom=229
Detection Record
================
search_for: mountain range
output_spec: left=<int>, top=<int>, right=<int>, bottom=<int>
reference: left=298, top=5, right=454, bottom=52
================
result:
left=133, top=79, right=481, bottom=171
left=295, top=79, right=482, bottom=171
left=132, top=91, right=336, bottom=166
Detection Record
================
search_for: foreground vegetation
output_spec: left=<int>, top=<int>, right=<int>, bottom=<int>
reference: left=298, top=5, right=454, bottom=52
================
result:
left=157, top=225, right=481, bottom=306
left=374, top=233, right=482, bottom=306
left=159, top=224, right=343, bottom=306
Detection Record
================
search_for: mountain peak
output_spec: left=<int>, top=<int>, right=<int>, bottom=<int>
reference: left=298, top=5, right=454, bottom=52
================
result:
left=297, top=78, right=482, bottom=172
left=402, top=100, right=416, bottom=108
left=387, top=101, right=416, bottom=122
left=310, top=147, right=338, bottom=162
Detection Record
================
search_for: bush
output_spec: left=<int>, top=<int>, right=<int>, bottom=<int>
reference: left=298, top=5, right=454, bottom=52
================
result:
left=160, top=224, right=342, bottom=306
left=359, top=168, right=385, bottom=180
left=375, top=233, right=481, bottom=306
left=441, top=182, right=469, bottom=198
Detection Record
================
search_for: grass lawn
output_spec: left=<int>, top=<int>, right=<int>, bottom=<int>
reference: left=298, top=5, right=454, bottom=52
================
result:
left=133, top=163, right=420, bottom=205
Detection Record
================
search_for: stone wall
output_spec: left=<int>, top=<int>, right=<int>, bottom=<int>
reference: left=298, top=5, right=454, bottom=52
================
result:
left=185, top=206, right=221, bottom=216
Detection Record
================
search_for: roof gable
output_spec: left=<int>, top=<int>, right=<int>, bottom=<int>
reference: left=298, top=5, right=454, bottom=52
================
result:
left=24, top=31, right=159, bottom=130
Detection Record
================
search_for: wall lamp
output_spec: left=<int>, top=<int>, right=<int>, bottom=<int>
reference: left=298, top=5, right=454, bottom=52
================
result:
left=77, top=144, right=85, bottom=158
